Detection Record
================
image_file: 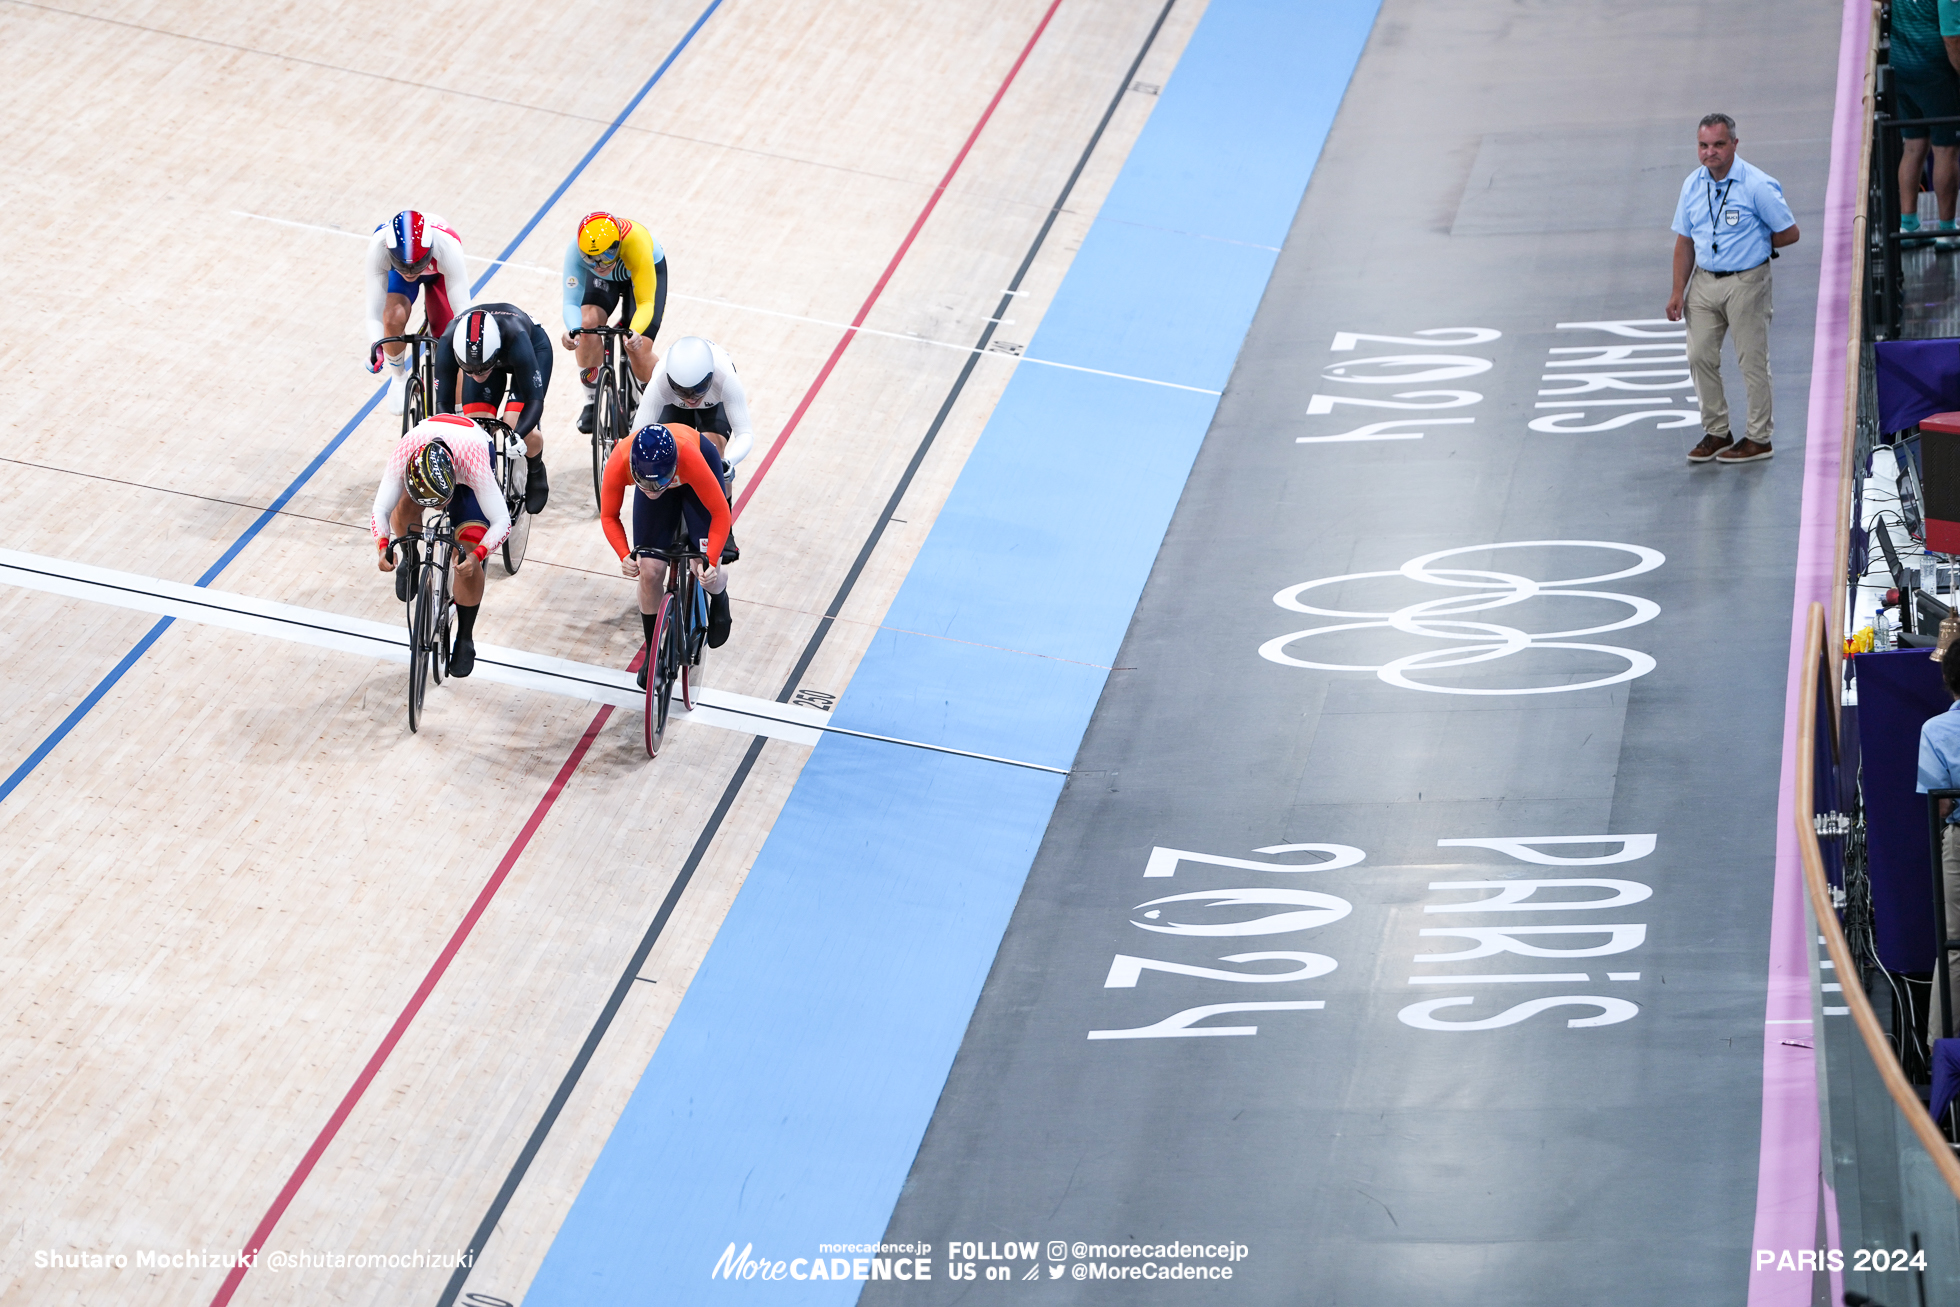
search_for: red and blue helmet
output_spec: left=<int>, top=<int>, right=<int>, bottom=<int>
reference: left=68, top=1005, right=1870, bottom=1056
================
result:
left=384, top=210, right=436, bottom=279
left=630, top=424, right=679, bottom=494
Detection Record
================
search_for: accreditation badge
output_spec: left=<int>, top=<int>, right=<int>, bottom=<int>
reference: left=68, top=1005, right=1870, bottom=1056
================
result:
left=1723, top=207, right=1742, bottom=227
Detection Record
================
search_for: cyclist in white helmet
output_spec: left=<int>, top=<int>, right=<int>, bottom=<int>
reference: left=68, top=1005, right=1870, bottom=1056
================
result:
left=631, top=335, right=755, bottom=475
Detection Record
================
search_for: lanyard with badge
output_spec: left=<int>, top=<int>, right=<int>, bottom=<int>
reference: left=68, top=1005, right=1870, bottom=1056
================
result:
left=1705, top=173, right=1738, bottom=256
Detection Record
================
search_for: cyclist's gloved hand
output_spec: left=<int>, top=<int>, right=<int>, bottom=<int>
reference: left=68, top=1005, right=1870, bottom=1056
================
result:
left=369, top=343, right=386, bottom=374
left=695, top=560, right=721, bottom=592
left=620, top=554, right=641, bottom=579
left=377, top=538, right=395, bottom=572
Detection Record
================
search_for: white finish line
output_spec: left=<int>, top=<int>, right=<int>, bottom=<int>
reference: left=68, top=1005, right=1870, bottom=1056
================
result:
left=0, top=547, right=826, bottom=747
left=0, top=548, right=1071, bottom=771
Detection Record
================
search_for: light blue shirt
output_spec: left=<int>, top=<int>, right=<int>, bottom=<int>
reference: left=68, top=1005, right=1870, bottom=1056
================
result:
left=1919, top=700, right=1960, bottom=821
left=1670, top=158, right=1796, bottom=273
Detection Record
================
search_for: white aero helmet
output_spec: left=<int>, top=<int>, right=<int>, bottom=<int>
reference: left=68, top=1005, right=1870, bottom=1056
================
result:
left=458, top=309, right=503, bottom=373
left=666, top=336, right=716, bottom=404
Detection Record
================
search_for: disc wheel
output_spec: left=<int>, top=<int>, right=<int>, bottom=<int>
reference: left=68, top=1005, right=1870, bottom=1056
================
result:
left=503, top=506, right=530, bottom=575
left=645, top=593, right=677, bottom=757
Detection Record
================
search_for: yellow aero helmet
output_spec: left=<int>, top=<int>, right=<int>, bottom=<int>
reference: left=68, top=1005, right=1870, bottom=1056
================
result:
left=577, top=211, right=624, bottom=262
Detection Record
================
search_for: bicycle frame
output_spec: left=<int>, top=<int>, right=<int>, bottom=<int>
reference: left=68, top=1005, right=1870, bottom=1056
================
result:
left=570, top=325, right=643, bottom=505
left=374, top=330, right=439, bottom=434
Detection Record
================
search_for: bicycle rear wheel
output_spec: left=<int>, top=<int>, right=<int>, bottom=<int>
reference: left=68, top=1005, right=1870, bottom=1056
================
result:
left=645, top=593, right=676, bottom=757
left=408, top=568, right=434, bottom=732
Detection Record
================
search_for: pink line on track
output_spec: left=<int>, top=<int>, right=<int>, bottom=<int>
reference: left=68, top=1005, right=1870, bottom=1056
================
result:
left=1748, top=1, right=1868, bottom=1300
left=207, top=709, right=613, bottom=1307
left=733, top=0, right=1067, bottom=518
left=205, top=8, right=1067, bottom=1304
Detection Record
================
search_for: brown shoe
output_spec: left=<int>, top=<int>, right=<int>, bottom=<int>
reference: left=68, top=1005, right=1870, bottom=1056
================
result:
left=1687, top=433, right=1734, bottom=463
left=1715, top=438, right=1774, bottom=464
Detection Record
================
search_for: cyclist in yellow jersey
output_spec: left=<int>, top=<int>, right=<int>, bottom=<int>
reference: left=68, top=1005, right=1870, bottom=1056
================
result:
left=563, top=210, right=666, bottom=434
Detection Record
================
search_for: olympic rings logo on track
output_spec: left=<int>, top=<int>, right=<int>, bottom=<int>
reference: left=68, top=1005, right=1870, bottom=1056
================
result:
left=1256, top=541, right=1664, bottom=695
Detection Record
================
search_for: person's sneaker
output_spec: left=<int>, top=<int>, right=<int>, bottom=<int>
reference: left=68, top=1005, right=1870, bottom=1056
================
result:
left=394, top=538, right=420, bottom=602
left=707, top=590, right=732, bottom=648
left=1687, top=433, right=1734, bottom=463
left=386, top=368, right=408, bottom=416
left=524, top=456, right=549, bottom=514
left=578, top=402, right=596, bottom=435
left=1715, top=437, right=1774, bottom=464
left=450, top=636, right=476, bottom=678
left=636, top=643, right=651, bottom=690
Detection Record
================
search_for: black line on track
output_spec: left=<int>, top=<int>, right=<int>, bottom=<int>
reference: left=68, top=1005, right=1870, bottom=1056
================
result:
left=436, top=5, right=1178, bottom=1300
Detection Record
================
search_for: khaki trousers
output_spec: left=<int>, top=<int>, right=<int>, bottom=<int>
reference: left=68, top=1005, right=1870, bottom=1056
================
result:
left=1929, top=823, right=1960, bottom=1044
left=1684, top=261, right=1774, bottom=445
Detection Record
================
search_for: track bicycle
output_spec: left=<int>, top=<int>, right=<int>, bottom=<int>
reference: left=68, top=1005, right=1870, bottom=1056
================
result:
left=569, top=324, right=643, bottom=505
left=373, top=330, right=439, bottom=435
left=390, top=513, right=455, bottom=733
left=635, top=533, right=712, bottom=758
left=469, top=412, right=532, bottom=575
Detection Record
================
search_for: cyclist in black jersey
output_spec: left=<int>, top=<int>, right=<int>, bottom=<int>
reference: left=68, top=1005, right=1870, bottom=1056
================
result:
left=435, top=304, right=553, bottom=514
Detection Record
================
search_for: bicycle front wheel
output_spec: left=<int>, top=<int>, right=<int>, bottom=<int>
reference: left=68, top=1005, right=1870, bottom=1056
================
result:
left=408, top=567, right=434, bottom=732
left=645, top=593, right=676, bottom=758
left=401, top=375, right=427, bottom=436
left=592, top=366, right=620, bottom=506
left=432, top=561, right=453, bottom=684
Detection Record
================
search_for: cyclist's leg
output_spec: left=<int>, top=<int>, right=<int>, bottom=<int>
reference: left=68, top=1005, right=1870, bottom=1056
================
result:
left=380, top=274, right=420, bottom=414
left=624, top=258, right=666, bottom=384
left=423, top=276, right=457, bottom=338
left=448, top=486, right=489, bottom=676
left=387, top=496, right=422, bottom=601
left=524, top=321, right=552, bottom=513
left=576, top=284, right=619, bottom=432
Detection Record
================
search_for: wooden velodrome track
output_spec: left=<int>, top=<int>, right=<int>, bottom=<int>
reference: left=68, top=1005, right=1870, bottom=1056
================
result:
left=0, top=1, right=1207, bottom=1302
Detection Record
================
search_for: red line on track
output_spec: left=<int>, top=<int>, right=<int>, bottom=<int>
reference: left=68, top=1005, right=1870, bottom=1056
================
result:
left=733, top=0, right=1065, bottom=517
left=208, top=710, right=612, bottom=1307
left=209, top=9, right=1062, bottom=1303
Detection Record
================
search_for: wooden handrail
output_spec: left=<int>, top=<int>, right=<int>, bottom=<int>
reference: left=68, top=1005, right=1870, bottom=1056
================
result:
left=1797, top=602, right=1960, bottom=1199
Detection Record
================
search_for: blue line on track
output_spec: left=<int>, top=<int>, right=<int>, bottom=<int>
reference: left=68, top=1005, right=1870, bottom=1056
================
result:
left=0, top=0, right=723, bottom=809
left=523, top=1, right=1382, bottom=1300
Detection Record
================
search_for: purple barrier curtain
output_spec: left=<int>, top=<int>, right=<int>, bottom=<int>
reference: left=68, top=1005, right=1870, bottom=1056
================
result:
left=1853, top=649, right=1947, bottom=971
left=1876, top=338, right=1960, bottom=433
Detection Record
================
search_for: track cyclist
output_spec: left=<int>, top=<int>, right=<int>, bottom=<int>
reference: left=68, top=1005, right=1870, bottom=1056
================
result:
left=373, top=414, right=512, bottom=678
left=631, top=335, right=756, bottom=474
left=599, top=423, right=734, bottom=688
left=563, top=210, right=667, bottom=434
left=435, top=305, right=553, bottom=514
left=366, top=210, right=474, bottom=415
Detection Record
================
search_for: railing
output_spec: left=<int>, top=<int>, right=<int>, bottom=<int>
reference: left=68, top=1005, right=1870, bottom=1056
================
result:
left=1801, top=602, right=1960, bottom=1203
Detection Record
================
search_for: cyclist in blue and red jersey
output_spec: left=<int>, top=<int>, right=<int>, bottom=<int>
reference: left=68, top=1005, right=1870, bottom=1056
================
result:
left=366, top=210, right=474, bottom=415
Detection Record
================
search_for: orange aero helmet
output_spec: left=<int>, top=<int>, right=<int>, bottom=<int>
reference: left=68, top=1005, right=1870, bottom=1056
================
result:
left=577, top=211, right=625, bottom=263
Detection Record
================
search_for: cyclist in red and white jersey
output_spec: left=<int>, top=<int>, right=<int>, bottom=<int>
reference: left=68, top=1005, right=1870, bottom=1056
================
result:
left=372, top=414, right=510, bottom=676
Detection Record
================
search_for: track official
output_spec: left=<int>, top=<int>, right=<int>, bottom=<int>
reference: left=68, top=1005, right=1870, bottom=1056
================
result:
left=1665, top=112, right=1799, bottom=465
